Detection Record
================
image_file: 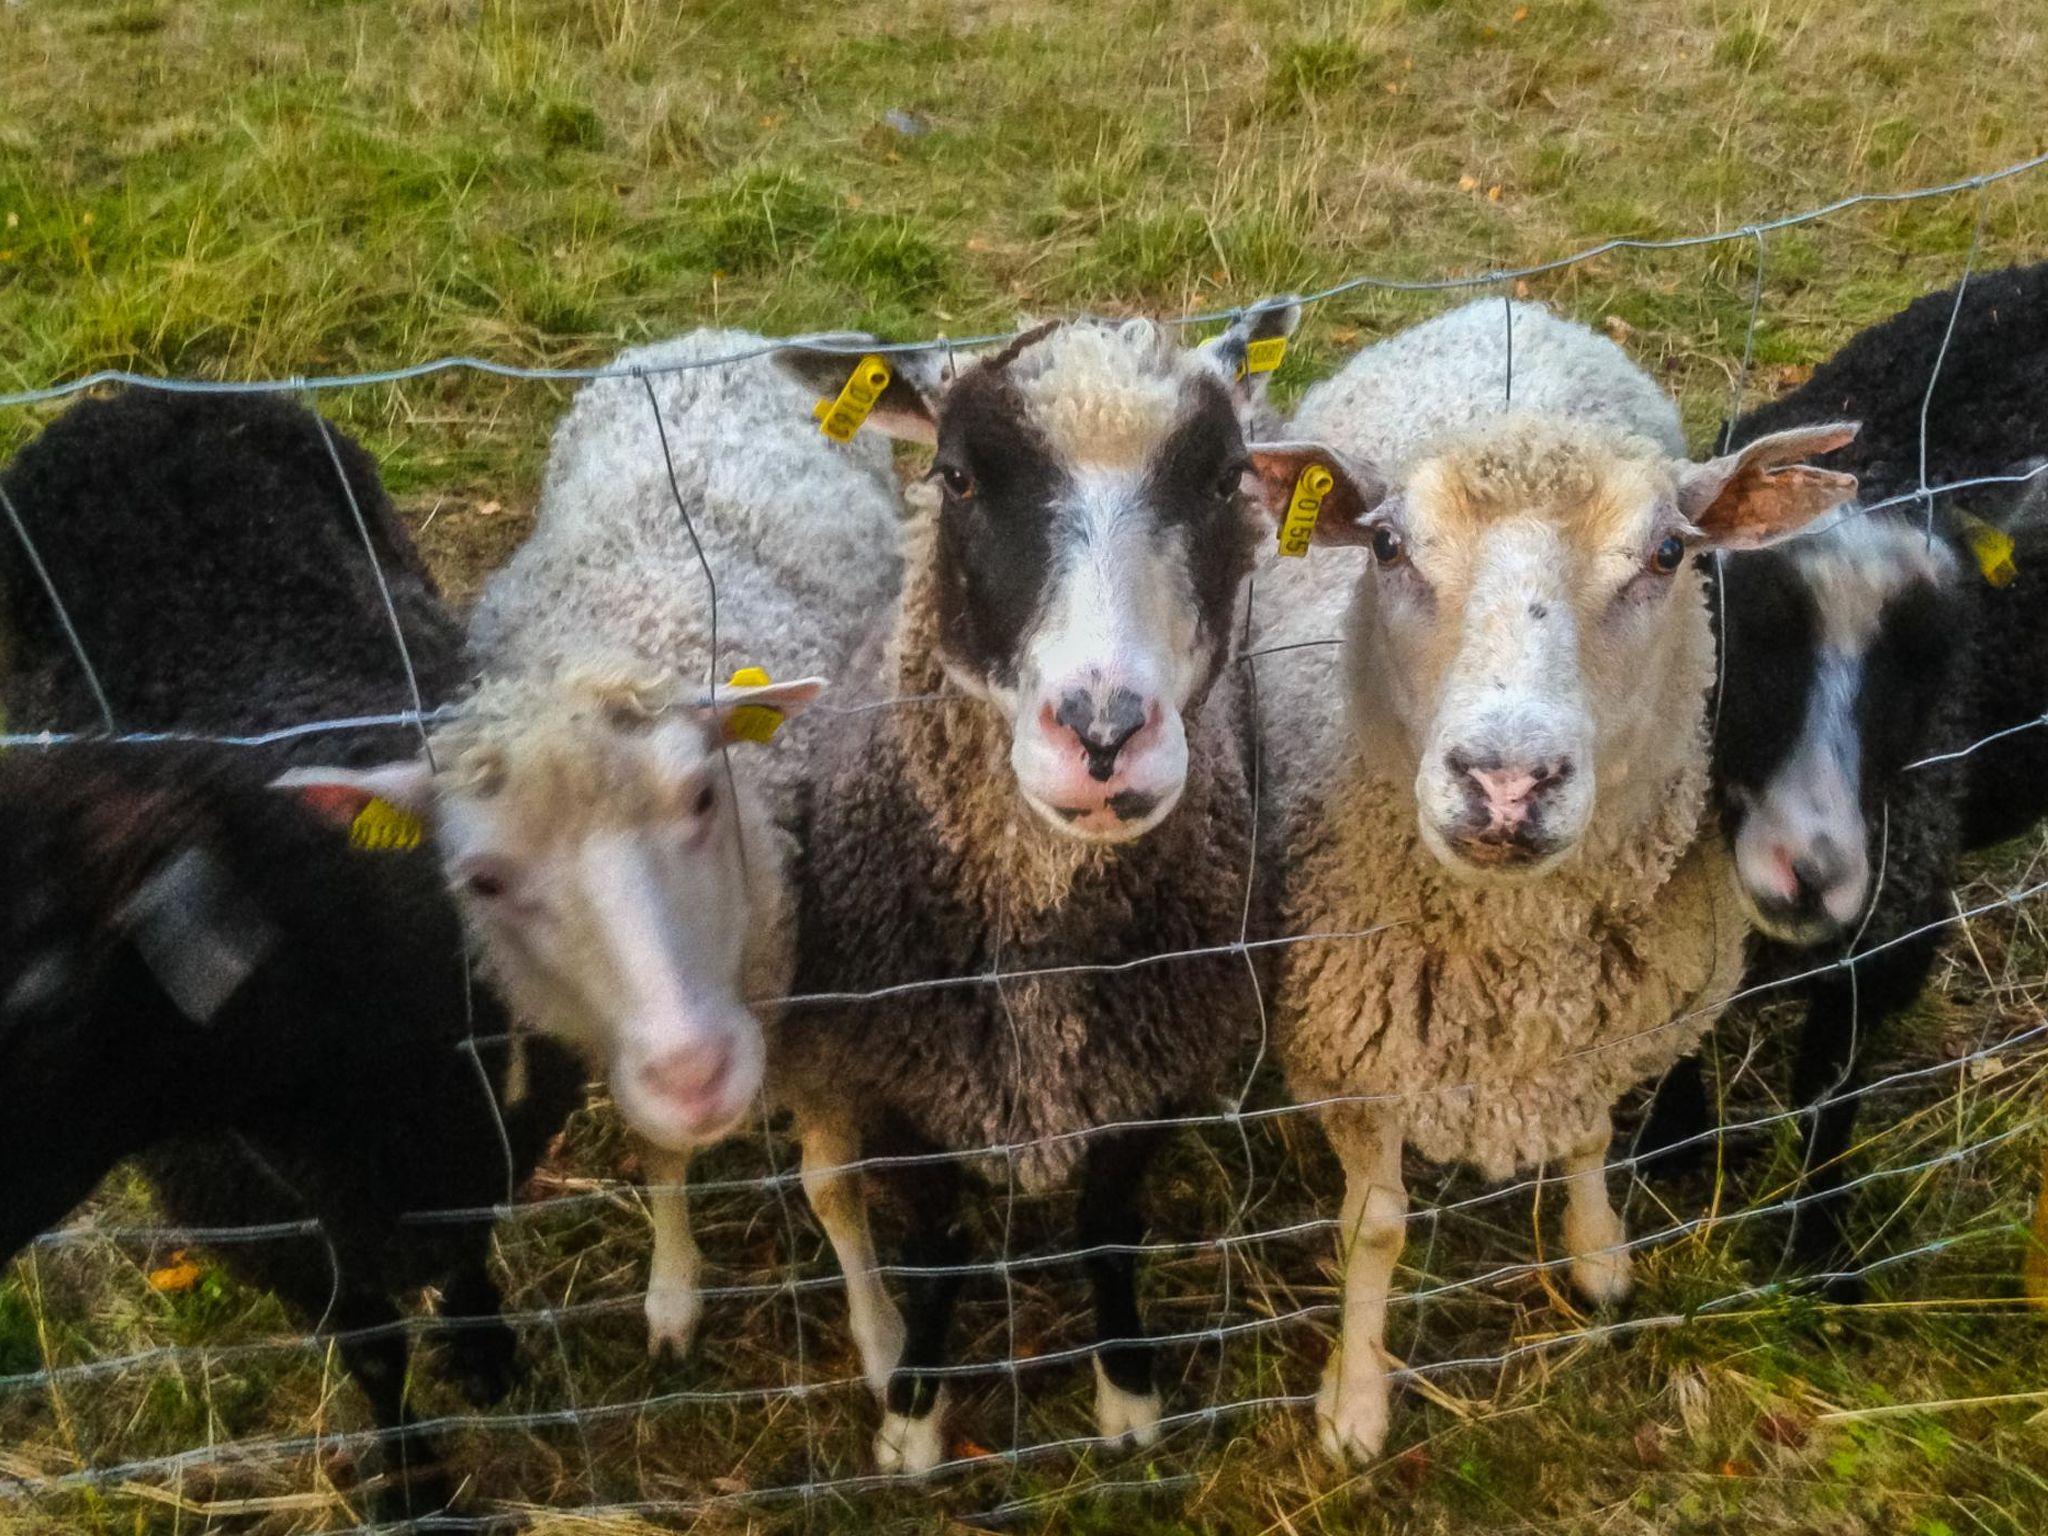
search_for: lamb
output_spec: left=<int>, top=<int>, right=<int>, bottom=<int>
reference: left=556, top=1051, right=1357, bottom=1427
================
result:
left=279, top=329, right=903, bottom=1358
left=769, top=301, right=1298, bottom=1472
left=0, top=391, right=584, bottom=1520
left=1637, top=260, right=2048, bottom=1296
left=1247, top=298, right=1860, bottom=1462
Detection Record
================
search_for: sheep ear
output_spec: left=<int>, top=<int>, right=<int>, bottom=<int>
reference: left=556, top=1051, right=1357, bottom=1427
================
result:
left=1244, top=442, right=1391, bottom=548
left=773, top=336, right=945, bottom=446
left=1680, top=423, right=1860, bottom=550
left=707, top=676, right=828, bottom=746
left=270, top=761, right=434, bottom=827
left=1200, top=295, right=1304, bottom=404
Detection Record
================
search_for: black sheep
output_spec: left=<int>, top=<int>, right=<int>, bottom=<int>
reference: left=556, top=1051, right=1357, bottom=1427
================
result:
left=0, top=390, right=584, bottom=1518
left=1640, top=261, right=2048, bottom=1294
left=0, top=386, right=466, bottom=759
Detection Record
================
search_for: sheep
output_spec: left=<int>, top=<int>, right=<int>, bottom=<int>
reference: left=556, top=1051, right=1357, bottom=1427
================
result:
left=0, top=390, right=584, bottom=1520
left=768, top=301, right=1298, bottom=1472
left=277, top=329, right=903, bottom=1360
left=1247, top=298, right=1860, bottom=1463
left=1637, top=260, right=2048, bottom=1296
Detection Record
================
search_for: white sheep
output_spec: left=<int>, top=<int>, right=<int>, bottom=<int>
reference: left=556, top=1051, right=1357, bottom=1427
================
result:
left=281, top=329, right=902, bottom=1358
left=1247, top=299, right=1859, bottom=1462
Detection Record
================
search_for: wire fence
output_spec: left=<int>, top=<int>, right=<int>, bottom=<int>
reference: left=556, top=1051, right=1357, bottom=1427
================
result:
left=3, top=150, right=2047, bottom=1533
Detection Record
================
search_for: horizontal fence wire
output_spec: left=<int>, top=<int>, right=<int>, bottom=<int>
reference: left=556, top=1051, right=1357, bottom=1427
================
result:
left=4, top=148, right=2047, bottom=1529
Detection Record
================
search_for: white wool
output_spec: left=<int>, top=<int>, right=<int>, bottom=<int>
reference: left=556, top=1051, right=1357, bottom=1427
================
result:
left=469, top=328, right=904, bottom=830
left=1252, top=299, right=1741, bottom=1178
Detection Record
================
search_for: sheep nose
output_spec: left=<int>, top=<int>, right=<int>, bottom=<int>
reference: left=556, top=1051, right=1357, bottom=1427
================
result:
left=1044, top=686, right=1155, bottom=783
left=1790, top=836, right=1853, bottom=909
left=639, top=1038, right=733, bottom=1108
left=1452, top=750, right=1574, bottom=835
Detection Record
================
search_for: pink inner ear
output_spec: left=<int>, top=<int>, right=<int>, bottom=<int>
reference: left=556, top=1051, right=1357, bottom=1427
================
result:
left=293, top=784, right=376, bottom=828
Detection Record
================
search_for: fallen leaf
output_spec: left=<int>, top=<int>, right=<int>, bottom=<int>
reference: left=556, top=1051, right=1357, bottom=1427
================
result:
left=1392, top=1444, right=1431, bottom=1492
left=965, top=235, right=993, bottom=254
left=1384, top=80, right=1401, bottom=94
left=1512, top=4, right=1530, bottom=18
left=711, top=1476, right=750, bottom=1495
left=1633, top=1420, right=1667, bottom=1467
left=1458, top=174, right=1480, bottom=193
left=1605, top=314, right=1635, bottom=342
left=149, top=1252, right=205, bottom=1293
left=1331, top=326, right=1361, bottom=344
left=950, top=1437, right=995, bottom=1461
left=1718, top=1457, right=1756, bottom=1478
left=477, top=500, right=503, bottom=518
left=1513, top=279, right=1532, bottom=299
left=1486, top=184, right=1504, bottom=202
left=1757, top=1410, right=1809, bottom=1449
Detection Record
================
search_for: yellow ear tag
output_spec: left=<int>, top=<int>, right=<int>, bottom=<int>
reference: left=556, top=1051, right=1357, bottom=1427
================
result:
left=349, top=797, right=424, bottom=853
left=1277, top=463, right=1333, bottom=558
left=1956, top=511, right=2018, bottom=588
left=812, top=354, right=893, bottom=443
left=723, top=665, right=785, bottom=744
left=1239, top=335, right=1288, bottom=379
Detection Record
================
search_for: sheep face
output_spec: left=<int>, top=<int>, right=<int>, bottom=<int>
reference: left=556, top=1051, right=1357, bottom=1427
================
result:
left=776, top=302, right=1296, bottom=842
left=274, top=669, right=823, bottom=1152
left=1714, top=519, right=1959, bottom=944
left=1251, top=419, right=1860, bottom=880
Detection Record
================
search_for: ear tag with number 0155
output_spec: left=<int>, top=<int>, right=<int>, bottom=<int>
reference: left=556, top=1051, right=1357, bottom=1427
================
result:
left=1276, top=464, right=1333, bottom=558
left=813, top=355, right=893, bottom=443
left=1238, top=335, right=1288, bottom=379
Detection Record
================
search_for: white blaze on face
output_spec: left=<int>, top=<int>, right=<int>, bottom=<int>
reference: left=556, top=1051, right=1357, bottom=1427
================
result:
left=1731, top=645, right=1871, bottom=942
left=1008, top=470, right=1198, bottom=842
left=1411, top=519, right=1599, bottom=875
left=437, top=717, right=767, bottom=1151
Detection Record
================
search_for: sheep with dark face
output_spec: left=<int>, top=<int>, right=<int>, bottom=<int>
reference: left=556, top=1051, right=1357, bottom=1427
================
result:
left=771, top=302, right=1297, bottom=1473
left=0, top=391, right=583, bottom=1520
left=1638, top=261, right=2048, bottom=1295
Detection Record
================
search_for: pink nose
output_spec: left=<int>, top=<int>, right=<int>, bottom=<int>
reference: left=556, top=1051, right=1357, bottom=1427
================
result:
left=1459, top=755, right=1573, bottom=835
left=638, top=1039, right=733, bottom=1108
left=1039, top=685, right=1158, bottom=784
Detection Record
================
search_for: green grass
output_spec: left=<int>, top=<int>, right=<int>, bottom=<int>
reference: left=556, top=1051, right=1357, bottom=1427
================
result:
left=3, top=0, right=2048, bottom=1532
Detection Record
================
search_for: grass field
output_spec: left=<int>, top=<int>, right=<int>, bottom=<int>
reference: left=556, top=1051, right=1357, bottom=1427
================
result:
left=3, top=0, right=2048, bottom=1532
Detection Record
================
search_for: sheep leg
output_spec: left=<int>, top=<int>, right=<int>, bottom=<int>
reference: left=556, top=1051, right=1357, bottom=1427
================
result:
left=1077, top=1125, right=1165, bottom=1449
left=875, top=1147, right=966, bottom=1476
left=1560, top=1114, right=1632, bottom=1308
left=641, top=1142, right=703, bottom=1359
left=1315, top=1107, right=1407, bottom=1466
left=1634, top=1053, right=1713, bottom=1172
left=329, top=1286, right=454, bottom=1521
left=798, top=1114, right=905, bottom=1398
left=438, top=1257, right=523, bottom=1406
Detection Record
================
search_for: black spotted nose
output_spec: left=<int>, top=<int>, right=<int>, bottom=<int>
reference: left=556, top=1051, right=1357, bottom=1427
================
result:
left=1053, top=686, right=1149, bottom=782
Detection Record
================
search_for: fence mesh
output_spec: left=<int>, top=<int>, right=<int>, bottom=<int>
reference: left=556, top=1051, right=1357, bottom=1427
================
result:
left=3, top=151, right=2047, bottom=1534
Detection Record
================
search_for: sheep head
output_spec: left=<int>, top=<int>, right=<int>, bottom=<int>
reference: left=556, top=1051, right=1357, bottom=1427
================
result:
left=272, top=662, right=825, bottom=1151
left=1250, top=417, right=1858, bottom=881
left=774, top=299, right=1298, bottom=843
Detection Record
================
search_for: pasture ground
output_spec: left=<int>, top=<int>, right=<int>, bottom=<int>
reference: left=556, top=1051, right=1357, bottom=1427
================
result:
left=3, top=1, right=2046, bottom=1532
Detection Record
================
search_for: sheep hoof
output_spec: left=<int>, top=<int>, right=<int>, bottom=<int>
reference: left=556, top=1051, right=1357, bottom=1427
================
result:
left=1314, top=1364, right=1389, bottom=1466
left=1092, top=1357, right=1162, bottom=1449
left=446, top=1323, right=524, bottom=1407
left=644, top=1286, right=703, bottom=1361
left=853, top=1306, right=907, bottom=1400
left=873, top=1392, right=949, bottom=1476
left=1569, top=1246, right=1634, bottom=1310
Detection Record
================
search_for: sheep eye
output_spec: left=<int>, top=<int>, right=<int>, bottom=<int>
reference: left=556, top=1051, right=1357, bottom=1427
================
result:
left=466, top=871, right=508, bottom=901
left=1215, top=461, right=1247, bottom=499
left=694, top=782, right=716, bottom=816
left=1370, top=525, right=1404, bottom=567
left=938, top=464, right=975, bottom=500
left=1650, top=534, right=1686, bottom=574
